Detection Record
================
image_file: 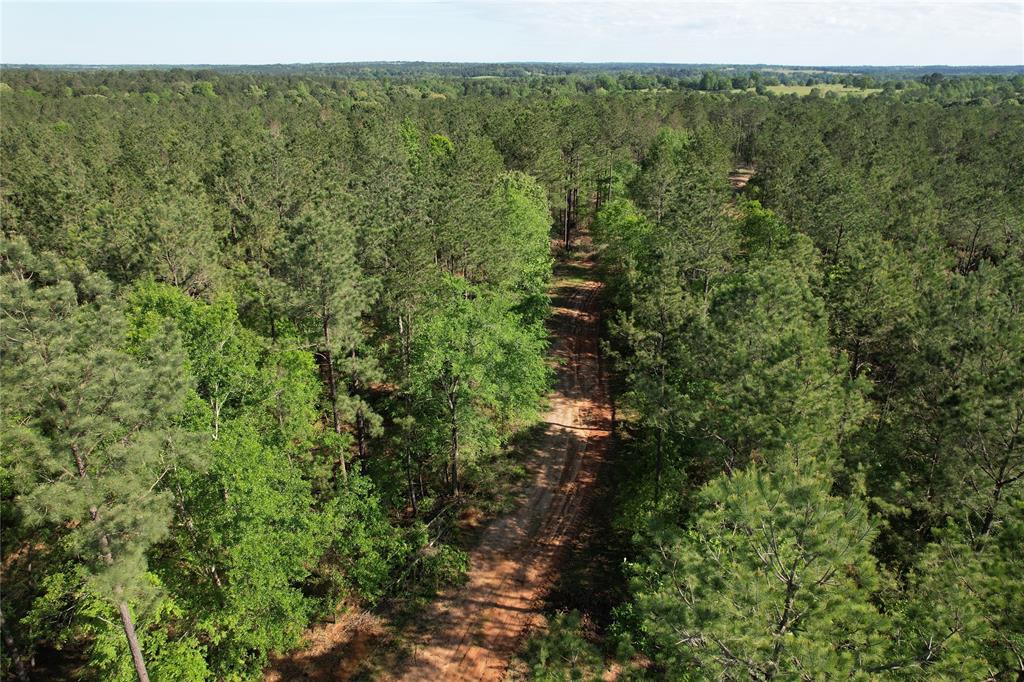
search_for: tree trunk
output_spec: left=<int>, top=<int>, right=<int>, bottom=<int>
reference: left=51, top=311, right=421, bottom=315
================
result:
left=350, top=347, right=368, bottom=461
left=117, top=601, right=150, bottom=682
left=564, top=181, right=579, bottom=250
left=655, top=334, right=667, bottom=504
left=97, top=538, right=149, bottom=680
left=406, top=449, right=418, bottom=516
left=960, top=222, right=983, bottom=275
left=655, top=428, right=663, bottom=504
left=978, top=482, right=1003, bottom=541
left=356, top=408, right=367, bottom=460
left=73, top=445, right=151, bottom=682
left=399, top=313, right=417, bottom=515
left=418, top=461, right=426, bottom=502
left=322, top=318, right=348, bottom=483
left=979, top=412, right=1022, bottom=541
left=831, top=224, right=846, bottom=264
left=562, top=200, right=570, bottom=250
left=766, top=575, right=799, bottom=681
left=448, top=391, right=460, bottom=496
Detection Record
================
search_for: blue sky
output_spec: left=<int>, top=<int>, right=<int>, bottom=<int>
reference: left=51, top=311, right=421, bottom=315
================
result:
left=2, top=1, right=1022, bottom=66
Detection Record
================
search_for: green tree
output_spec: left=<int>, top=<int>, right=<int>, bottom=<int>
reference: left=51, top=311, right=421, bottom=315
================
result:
left=634, top=455, right=889, bottom=679
left=409, top=278, right=548, bottom=495
left=866, top=258, right=1024, bottom=555
left=522, top=611, right=604, bottom=681
left=1, top=243, right=195, bottom=682
left=590, top=198, right=654, bottom=310
left=887, top=504, right=1024, bottom=679
left=484, top=171, right=553, bottom=322
left=124, top=280, right=405, bottom=678
left=824, top=230, right=919, bottom=381
left=282, top=206, right=369, bottom=483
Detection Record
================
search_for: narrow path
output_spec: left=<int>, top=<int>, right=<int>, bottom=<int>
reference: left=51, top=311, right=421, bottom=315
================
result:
left=396, top=236, right=612, bottom=681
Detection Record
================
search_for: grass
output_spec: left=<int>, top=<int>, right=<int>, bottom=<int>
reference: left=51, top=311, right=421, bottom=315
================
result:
left=709, top=84, right=881, bottom=97
left=764, top=83, right=882, bottom=97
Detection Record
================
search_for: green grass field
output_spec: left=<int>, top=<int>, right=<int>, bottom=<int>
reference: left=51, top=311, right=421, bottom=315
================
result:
left=764, top=83, right=882, bottom=97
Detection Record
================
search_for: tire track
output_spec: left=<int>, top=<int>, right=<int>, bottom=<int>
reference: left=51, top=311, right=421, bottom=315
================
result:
left=396, top=241, right=612, bottom=681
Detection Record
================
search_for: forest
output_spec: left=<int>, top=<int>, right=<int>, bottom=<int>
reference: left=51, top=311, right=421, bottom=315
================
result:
left=1, top=65, right=1022, bottom=681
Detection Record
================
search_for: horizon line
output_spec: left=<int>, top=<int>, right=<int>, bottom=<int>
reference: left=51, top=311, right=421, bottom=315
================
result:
left=4, top=61, right=1023, bottom=68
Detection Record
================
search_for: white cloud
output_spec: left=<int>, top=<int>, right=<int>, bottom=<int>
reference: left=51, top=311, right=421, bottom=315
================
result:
left=2, top=0, right=1021, bottom=64
left=458, top=0, right=1023, bottom=64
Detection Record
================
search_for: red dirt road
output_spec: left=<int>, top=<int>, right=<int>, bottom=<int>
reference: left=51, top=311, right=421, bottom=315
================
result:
left=265, top=241, right=611, bottom=682
left=396, top=244, right=612, bottom=681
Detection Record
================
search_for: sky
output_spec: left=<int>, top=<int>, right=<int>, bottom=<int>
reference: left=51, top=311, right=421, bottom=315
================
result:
left=2, top=1, right=1022, bottom=66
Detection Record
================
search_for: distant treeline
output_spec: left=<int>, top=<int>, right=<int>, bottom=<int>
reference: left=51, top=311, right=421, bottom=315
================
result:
left=3, top=65, right=1024, bottom=106
left=5, top=61, right=1023, bottom=78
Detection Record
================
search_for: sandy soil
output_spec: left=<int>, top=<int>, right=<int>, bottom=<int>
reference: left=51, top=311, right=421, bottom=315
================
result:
left=264, top=608, right=389, bottom=682
left=729, top=166, right=756, bottom=190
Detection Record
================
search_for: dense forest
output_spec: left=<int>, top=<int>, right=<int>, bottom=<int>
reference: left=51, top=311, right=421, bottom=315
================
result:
left=1, top=66, right=1022, bottom=680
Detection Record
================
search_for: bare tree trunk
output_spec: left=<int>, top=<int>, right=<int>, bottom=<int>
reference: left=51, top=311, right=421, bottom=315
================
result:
left=655, top=429, right=664, bottom=504
left=73, top=446, right=151, bottom=682
left=831, top=223, right=846, bottom=265
left=448, top=388, right=460, bottom=496
left=564, top=179, right=579, bottom=250
left=418, top=461, right=426, bottom=501
left=117, top=601, right=150, bottom=682
left=406, top=449, right=418, bottom=515
left=655, top=336, right=666, bottom=504
left=322, top=317, right=348, bottom=483
left=960, top=222, right=983, bottom=275
left=571, top=185, right=579, bottom=231
left=977, top=412, right=1019, bottom=542
left=398, top=313, right=418, bottom=515
left=978, top=481, right=1004, bottom=541
left=355, top=409, right=367, bottom=460
left=562, top=201, right=570, bottom=250
left=766, top=577, right=799, bottom=681
left=349, top=347, right=369, bottom=461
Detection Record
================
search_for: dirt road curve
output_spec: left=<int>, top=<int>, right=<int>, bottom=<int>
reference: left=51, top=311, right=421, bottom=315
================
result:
left=398, top=244, right=612, bottom=681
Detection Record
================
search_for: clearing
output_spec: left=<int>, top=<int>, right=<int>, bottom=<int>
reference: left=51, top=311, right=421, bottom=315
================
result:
left=764, top=83, right=881, bottom=97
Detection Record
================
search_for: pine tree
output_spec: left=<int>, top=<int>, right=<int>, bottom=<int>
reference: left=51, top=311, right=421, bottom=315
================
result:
left=1, top=243, right=195, bottom=682
left=633, top=455, right=890, bottom=680
left=886, top=502, right=1024, bottom=679
left=282, top=205, right=369, bottom=484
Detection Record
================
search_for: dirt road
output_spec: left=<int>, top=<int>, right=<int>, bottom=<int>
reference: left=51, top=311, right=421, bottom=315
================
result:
left=265, top=239, right=611, bottom=682
left=397, top=241, right=612, bottom=681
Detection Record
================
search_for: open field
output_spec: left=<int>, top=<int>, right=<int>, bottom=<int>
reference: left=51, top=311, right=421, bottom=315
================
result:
left=764, top=83, right=882, bottom=96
